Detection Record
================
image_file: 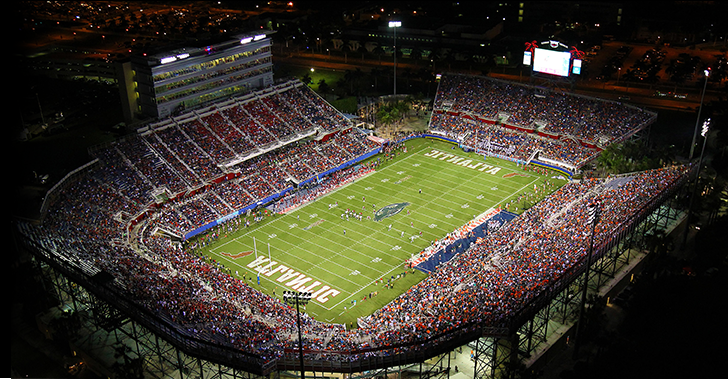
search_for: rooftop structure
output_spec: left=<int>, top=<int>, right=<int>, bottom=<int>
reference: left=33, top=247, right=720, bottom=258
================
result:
left=120, top=31, right=275, bottom=120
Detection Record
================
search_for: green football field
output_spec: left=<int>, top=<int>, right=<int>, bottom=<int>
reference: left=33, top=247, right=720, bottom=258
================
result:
left=202, top=138, right=568, bottom=327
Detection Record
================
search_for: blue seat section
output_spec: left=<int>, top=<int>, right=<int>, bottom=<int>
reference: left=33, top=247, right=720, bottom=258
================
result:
left=415, top=211, right=518, bottom=273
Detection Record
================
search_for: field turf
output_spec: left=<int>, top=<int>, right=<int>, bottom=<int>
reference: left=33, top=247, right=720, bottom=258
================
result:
left=201, top=137, right=568, bottom=326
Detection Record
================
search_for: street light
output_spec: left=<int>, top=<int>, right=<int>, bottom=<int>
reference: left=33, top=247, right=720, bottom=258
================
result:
left=574, top=200, right=600, bottom=359
left=389, top=21, right=401, bottom=97
left=282, top=291, right=312, bottom=379
left=689, top=68, right=711, bottom=160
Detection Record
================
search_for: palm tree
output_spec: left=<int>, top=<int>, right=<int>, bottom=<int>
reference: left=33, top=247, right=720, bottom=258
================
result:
left=317, top=79, right=331, bottom=96
left=409, top=46, right=423, bottom=61
left=377, top=107, right=395, bottom=128
left=395, top=98, right=411, bottom=119
left=370, top=67, right=385, bottom=92
left=300, top=73, right=313, bottom=87
left=339, top=68, right=367, bottom=96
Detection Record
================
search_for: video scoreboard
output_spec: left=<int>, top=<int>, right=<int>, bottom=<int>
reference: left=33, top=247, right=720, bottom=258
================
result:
left=523, top=40, right=584, bottom=78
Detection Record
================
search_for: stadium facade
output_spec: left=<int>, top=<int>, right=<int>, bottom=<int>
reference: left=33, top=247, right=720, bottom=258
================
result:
left=13, top=74, right=693, bottom=378
left=119, top=31, right=275, bottom=121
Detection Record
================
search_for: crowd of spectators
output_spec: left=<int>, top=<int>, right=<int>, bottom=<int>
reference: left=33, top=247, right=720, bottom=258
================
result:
left=270, top=164, right=376, bottom=214
left=430, top=74, right=655, bottom=168
left=355, top=164, right=688, bottom=356
left=214, top=178, right=255, bottom=211
left=201, top=108, right=256, bottom=156
left=18, top=78, right=382, bottom=360
left=221, top=103, right=277, bottom=148
left=16, top=75, right=689, bottom=368
left=288, top=85, right=350, bottom=132
left=182, top=117, right=237, bottom=163
left=262, top=92, right=316, bottom=135
left=147, top=119, right=376, bottom=235
left=21, top=158, right=688, bottom=364
left=242, top=99, right=295, bottom=142
left=81, top=80, right=369, bottom=227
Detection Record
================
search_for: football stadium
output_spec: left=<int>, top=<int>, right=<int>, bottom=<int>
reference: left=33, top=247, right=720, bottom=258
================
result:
left=14, top=70, right=692, bottom=378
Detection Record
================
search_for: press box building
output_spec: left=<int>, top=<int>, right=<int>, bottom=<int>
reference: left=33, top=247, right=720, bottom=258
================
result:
left=119, top=31, right=274, bottom=121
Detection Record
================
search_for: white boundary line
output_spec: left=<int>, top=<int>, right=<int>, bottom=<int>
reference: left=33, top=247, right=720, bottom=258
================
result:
left=208, top=141, right=548, bottom=315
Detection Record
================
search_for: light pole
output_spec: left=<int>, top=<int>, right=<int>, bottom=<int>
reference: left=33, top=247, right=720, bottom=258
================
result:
left=283, top=291, right=312, bottom=379
left=574, top=200, right=600, bottom=359
left=689, top=68, right=711, bottom=160
left=682, top=118, right=711, bottom=247
left=389, top=21, right=401, bottom=97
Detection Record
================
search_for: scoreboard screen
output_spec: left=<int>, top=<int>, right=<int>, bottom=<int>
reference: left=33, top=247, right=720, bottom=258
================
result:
left=532, top=48, right=572, bottom=77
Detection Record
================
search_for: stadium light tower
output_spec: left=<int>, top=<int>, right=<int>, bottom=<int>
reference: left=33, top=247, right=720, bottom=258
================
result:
left=389, top=20, right=402, bottom=96
left=574, top=200, right=600, bottom=359
left=683, top=118, right=711, bottom=247
left=283, top=291, right=312, bottom=379
left=689, top=68, right=711, bottom=160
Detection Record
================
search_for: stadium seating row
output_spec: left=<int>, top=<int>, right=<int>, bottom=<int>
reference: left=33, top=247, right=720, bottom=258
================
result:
left=430, top=74, right=655, bottom=168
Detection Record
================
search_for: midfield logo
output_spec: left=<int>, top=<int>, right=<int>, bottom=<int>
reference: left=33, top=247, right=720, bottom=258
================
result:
left=394, top=175, right=412, bottom=184
left=303, top=219, right=325, bottom=231
left=374, top=202, right=410, bottom=222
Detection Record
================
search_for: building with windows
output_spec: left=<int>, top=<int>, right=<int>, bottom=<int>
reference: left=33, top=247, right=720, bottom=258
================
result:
left=120, top=31, right=275, bottom=121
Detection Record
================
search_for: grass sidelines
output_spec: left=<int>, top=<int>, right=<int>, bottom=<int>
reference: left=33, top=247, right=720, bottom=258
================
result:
left=201, top=138, right=568, bottom=326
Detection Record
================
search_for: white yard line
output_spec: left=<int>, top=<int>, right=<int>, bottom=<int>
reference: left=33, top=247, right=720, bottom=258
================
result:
left=210, top=143, right=544, bottom=317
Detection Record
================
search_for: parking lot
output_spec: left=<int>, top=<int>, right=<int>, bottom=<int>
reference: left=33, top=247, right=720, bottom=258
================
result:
left=586, top=41, right=723, bottom=89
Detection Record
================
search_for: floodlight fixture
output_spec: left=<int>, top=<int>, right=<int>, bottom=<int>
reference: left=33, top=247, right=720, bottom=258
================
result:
left=389, top=21, right=402, bottom=96
left=282, top=290, right=312, bottom=379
